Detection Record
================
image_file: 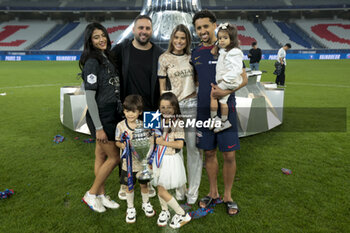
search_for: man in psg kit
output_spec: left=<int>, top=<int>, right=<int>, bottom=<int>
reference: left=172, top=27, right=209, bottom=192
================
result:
left=111, top=15, right=164, bottom=112
left=191, top=10, right=247, bottom=216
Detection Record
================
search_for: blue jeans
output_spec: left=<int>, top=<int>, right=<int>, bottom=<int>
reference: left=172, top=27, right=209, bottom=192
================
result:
left=250, top=62, right=260, bottom=71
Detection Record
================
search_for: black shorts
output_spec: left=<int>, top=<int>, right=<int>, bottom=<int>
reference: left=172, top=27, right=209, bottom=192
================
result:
left=120, top=169, right=148, bottom=185
left=86, top=102, right=122, bottom=141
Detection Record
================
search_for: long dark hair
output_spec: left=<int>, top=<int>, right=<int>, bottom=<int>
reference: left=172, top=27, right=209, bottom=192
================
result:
left=167, top=24, right=192, bottom=55
left=79, top=22, right=115, bottom=71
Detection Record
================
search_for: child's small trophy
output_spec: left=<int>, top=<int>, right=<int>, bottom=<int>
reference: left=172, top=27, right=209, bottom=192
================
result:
left=131, top=120, right=153, bottom=182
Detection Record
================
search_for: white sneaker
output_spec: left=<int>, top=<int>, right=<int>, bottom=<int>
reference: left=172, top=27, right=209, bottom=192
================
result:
left=209, top=116, right=221, bottom=130
left=214, top=120, right=232, bottom=133
left=82, top=192, right=106, bottom=213
left=99, top=195, right=120, bottom=209
left=118, top=185, right=127, bottom=200
left=142, top=202, right=155, bottom=217
left=169, top=213, right=191, bottom=229
left=148, top=183, right=156, bottom=198
left=126, top=207, right=136, bottom=223
left=157, top=210, right=170, bottom=227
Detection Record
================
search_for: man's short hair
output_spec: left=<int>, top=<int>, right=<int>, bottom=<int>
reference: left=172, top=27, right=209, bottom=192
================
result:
left=192, top=9, right=217, bottom=25
left=123, top=94, right=143, bottom=112
left=252, top=41, right=257, bottom=46
left=134, top=14, right=152, bottom=24
left=285, top=43, right=292, bottom=49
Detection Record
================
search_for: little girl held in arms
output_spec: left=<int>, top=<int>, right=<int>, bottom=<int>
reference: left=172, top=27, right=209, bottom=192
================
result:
left=210, top=23, right=243, bottom=133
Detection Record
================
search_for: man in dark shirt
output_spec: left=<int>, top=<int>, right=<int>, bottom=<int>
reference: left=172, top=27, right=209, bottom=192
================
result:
left=111, top=15, right=163, bottom=111
left=111, top=14, right=163, bottom=205
left=248, top=41, right=262, bottom=71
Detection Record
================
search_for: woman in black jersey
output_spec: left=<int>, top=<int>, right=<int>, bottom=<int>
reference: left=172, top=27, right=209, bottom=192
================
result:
left=79, top=22, right=122, bottom=213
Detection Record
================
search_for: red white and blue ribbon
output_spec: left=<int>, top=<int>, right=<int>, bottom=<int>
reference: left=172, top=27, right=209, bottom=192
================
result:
left=120, top=131, right=134, bottom=191
left=148, top=129, right=168, bottom=168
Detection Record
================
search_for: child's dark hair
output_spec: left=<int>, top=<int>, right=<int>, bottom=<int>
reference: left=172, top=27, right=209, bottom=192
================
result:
left=159, top=92, right=181, bottom=117
left=123, top=95, right=143, bottom=112
left=217, top=23, right=240, bottom=52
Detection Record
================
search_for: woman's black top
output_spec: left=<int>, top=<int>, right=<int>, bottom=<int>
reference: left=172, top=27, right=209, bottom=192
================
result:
left=83, top=56, right=121, bottom=107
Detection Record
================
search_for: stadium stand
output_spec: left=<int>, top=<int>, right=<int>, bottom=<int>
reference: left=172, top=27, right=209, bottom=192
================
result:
left=0, top=20, right=56, bottom=50
left=0, top=0, right=349, bottom=53
left=64, top=0, right=138, bottom=8
left=274, top=21, right=312, bottom=48
left=203, top=0, right=288, bottom=7
left=0, top=0, right=60, bottom=8
left=262, top=19, right=307, bottom=49
left=1, top=18, right=350, bottom=51
left=1, top=0, right=348, bottom=10
left=291, top=0, right=349, bottom=7
left=30, top=24, right=66, bottom=50
left=288, top=22, right=325, bottom=49
left=218, top=19, right=272, bottom=50
left=42, top=22, right=85, bottom=50
left=252, top=23, right=280, bottom=49
left=295, top=19, right=350, bottom=49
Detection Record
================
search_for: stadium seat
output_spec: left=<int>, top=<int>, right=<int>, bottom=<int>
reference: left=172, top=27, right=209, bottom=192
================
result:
left=295, top=19, right=350, bottom=49
left=262, top=19, right=307, bottom=49
left=219, top=19, right=272, bottom=50
left=0, top=21, right=57, bottom=50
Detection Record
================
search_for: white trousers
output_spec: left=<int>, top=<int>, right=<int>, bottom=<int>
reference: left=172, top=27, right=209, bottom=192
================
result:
left=176, top=97, right=203, bottom=204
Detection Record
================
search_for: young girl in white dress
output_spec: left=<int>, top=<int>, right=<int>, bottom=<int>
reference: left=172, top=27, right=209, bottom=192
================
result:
left=151, top=92, right=191, bottom=229
left=210, top=23, right=243, bottom=133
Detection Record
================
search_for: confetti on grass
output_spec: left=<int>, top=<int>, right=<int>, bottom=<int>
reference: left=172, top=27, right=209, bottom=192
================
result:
left=281, top=168, right=292, bottom=175
left=188, top=197, right=223, bottom=219
left=0, top=189, right=14, bottom=200
left=53, top=135, right=65, bottom=143
left=83, top=138, right=95, bottom=143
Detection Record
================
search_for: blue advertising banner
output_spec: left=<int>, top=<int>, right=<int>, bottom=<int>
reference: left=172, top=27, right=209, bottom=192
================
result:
left=0, top=53, right=349, bottom=61
left=0, top=55, right=80, bottom=61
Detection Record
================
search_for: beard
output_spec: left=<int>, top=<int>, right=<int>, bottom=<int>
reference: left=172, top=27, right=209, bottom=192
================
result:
left=135, top=34, right=151, bottom=46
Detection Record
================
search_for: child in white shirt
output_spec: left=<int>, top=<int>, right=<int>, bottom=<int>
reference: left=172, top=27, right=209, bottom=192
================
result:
left=210, top=23, right=243, bottom=133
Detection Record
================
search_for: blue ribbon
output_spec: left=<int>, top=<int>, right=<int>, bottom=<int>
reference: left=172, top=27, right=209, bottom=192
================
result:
left=120, top=132, right=134, bottom=191
left=148, top=129, right=161, bottom=165
left=148, top=129, right=167, bottom=168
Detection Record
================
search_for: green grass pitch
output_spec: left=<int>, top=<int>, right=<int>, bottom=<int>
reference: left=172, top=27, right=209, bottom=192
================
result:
left=0, top=60, right=349, bottom=233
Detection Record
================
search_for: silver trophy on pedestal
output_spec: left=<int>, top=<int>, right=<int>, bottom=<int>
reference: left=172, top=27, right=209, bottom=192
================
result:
left=115, top=0, right=202, bottom=49
left=131, top=120, right=153, bottom=182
